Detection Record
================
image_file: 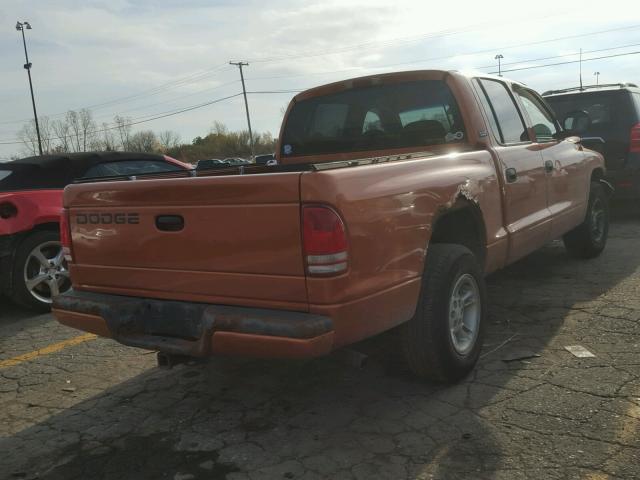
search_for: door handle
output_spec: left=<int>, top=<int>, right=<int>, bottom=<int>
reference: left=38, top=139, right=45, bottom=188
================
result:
left=505, top=167, right=517, bottom=183
left=544, top=160, right=554, bottom=173
left=156, top=215, right=184, bottom=232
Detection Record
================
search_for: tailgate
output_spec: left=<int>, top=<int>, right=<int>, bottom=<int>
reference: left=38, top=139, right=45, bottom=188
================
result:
left=65, top=173, right=308, bottom=310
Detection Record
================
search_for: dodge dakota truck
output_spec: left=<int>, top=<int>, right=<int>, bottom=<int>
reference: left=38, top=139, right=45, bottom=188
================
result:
left=53, top=70, right=610, bottom=382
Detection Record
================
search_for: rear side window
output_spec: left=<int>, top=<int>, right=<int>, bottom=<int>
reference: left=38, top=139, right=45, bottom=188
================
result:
left=281, top=80, right=466, bottom=157
left=545, top=91, right=626, bottom=130
left=477, top=79, right=529, bottom=144
left=83, top=160, right=181, bottom=178
left=515, top=88, right=558, bottom=142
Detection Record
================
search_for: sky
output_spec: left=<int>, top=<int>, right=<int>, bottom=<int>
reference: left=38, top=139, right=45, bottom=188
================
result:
left=1, top=0, right=639, bottom=159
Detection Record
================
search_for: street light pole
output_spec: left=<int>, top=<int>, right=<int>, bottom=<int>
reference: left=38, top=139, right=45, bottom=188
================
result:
left=16, top=21, right=43, bottom=156
left=494, top=54, right=504, bottom=77
left=230, top=61, right=254, bottom=160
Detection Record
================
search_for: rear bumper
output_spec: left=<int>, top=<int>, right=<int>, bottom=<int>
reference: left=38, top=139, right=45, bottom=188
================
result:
left=52, top=290, right=335, bottom=359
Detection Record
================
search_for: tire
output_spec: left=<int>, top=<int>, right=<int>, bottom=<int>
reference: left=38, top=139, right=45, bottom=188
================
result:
left=401, top=244, right=487, bottom=383
left=563, top=182, right=609, bottom=259
left=10, top=230, right=71, bottom=312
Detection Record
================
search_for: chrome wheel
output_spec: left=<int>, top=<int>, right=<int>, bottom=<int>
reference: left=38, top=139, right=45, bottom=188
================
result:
left=23, top=240, right=70, bottom=304
left=448, top=273, right=481, bottom=356
left=590, top=197, right=606, bottom=243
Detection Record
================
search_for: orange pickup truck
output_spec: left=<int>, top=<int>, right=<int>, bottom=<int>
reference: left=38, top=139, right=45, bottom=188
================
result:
left=53, top=70, right=610, bottom=382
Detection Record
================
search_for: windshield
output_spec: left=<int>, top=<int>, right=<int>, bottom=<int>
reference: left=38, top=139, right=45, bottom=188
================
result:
left=281, top=80, right=466, bottom=157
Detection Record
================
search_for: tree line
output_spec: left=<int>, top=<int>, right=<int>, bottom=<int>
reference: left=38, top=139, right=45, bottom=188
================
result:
left=18, top=110, right=276, bottom=163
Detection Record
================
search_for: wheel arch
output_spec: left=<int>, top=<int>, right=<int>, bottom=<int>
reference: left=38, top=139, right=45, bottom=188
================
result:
left=428, top=197, right=488, bottom=270
left=590, top=167, right=614, bottom=197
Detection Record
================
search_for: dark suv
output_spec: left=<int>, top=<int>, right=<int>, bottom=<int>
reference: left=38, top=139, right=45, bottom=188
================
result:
left=543, top=83, right=640, bottom=198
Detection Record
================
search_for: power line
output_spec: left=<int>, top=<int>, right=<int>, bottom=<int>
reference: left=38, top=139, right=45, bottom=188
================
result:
left=0, top=63, right=234, bottom=126
left=245, top=10, right=578, bottom=64
left=0, top=93, right=243, bottom=146
left=475, top=42, right=640, bottom=70
left=244, top=24, right=640, bottom=83
left=248, top=50, right=640, bottom=95
left=4, top=23, right=638, bottom=132
left=491, top=50, right=640, bottom=74
left=88, top=79, right=240, bottom=122
left=246, top=90, right=303, bottom=94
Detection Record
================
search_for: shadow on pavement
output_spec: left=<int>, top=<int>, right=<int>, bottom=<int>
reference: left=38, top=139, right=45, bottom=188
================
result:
left=0, top=297, right=37, bottom=323
left=1, top=221, right=639, bottom=479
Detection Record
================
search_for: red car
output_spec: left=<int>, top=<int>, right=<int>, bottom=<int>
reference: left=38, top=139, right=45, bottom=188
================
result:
left=0, top=152, right=192, bottom=311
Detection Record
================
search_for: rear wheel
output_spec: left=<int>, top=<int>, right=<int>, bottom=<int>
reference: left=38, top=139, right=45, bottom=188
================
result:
left=401, top=244, right=487, bottom=383
left=10, top=230, right=71, bottom=312
left=563, top=182, right=609, bottom=259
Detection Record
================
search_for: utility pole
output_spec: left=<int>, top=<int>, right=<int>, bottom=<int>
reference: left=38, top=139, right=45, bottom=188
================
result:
left=494, top=54, right=504, bottom=77
left=579, top=48, right=583, bottom=90
left=230, top=61, right=254, bottom=160
left=16, top=21, right=42, bottom=155
left=594, top=71, right=600, bottom=86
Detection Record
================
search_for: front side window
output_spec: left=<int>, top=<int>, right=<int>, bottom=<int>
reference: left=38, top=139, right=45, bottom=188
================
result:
left=478, top=79, right=529, bottom=144
left=281, top=80, right=466, bottom=157
left=516, top=89, right=558, bottom=142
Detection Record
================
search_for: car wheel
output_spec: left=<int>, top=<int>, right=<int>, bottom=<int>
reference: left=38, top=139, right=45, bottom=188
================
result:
left=563, top=181, right=609, bottom=259
left=11, top=230, right=71, bottom=312
left=401, top=244, right=487, bottom=383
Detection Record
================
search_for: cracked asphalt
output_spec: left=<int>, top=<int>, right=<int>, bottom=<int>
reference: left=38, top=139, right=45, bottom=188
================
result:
left=1, top=213, right=639, bottom=480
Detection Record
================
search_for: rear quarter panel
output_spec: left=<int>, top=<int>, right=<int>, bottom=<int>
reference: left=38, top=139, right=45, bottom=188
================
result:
left=0, top=190, right=62, bottom=236
left=301, top=151, right=505, bottom=346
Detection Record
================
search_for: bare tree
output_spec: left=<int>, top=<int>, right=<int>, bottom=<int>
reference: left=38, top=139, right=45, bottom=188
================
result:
left=52, top=118, right=71, bottom=153
left=129, top=130, right=159, bottom=153
left=79, top=109, right=96, bottom=151
left=114, top=115, right=132, bottom=151
left=17, top=116, right=55, bottom=155
left=158, top=130, right=181, bottom=151
left=66, top=111, right=82, bottom=152
left=18, top=120, right=40, bottom=156
left=99, top=123, right=118, bottom=151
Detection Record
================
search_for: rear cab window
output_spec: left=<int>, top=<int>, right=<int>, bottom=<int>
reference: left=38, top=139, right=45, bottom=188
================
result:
left=280, top=80, right=467, bottom=157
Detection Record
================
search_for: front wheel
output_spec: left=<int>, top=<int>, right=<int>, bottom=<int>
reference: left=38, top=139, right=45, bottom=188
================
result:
left=10, top=230, right=71, bottom=312
left=401, top=244, right=487, bottom=383
left=563, top=182, right=609, bottom=259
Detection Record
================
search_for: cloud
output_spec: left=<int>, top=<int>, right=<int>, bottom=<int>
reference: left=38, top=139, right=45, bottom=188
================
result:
left=1, top=0, right=639, bottom=158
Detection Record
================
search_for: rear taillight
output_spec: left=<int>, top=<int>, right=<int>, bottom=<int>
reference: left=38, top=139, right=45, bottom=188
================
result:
left=60, top=208, right=73, bottom=262
left=631, top=123, right=640, bottom=153
left=302, top=205, right=348, bottom=276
